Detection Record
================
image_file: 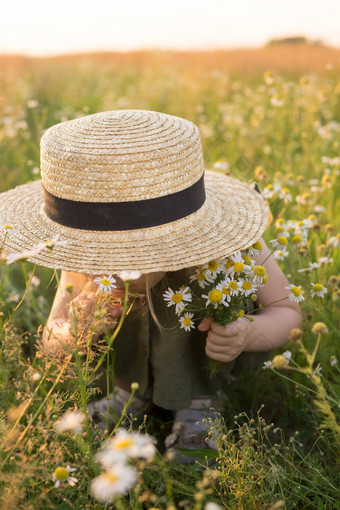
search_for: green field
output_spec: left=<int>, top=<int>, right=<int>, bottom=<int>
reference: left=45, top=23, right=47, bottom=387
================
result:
left=0, top=47, right=339, bottom=509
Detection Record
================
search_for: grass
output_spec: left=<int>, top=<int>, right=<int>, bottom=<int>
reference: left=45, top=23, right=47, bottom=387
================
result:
left=0, top=46, right=339, bottom=509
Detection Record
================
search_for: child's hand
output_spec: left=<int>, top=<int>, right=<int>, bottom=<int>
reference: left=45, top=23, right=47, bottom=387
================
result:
left=198, top=318, right=253, bottom=362
left=68, top=289, right=123, bottom=338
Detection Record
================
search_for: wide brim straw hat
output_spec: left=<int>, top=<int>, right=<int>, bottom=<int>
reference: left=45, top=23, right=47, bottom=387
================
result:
left=0, top=110, right=269, bottom=275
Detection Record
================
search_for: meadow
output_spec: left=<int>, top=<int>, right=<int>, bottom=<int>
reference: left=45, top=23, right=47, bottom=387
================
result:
left=0, top=46, right=339, bottom=509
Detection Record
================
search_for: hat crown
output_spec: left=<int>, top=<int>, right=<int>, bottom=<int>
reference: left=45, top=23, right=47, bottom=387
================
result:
left=40, top=110, right=204, bottom=203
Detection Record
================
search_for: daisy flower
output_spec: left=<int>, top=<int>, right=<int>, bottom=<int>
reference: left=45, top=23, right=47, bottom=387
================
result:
left=55, top=410, right=85, bottom=434
left=297, top=262, right=320, bottom=273
left=96, top=429, right=157, bottom=466
left=238, top=279, right=257, bottom=297
left=163, top=287, right=192, bottom=315
left=217, top=278, right=241, bottom=297
left=94, top=275, right=117, bottom=293
left=310, top=283, right=328, bottom=298
left=285, top=284, right=305, bottom=303
left=270, top=236, right=289, bottom=249
left=203, top=260, right=220, bottom=279
left=246, top=241, right=263, bottom=256
left=5, top=245, right=45, bottom=264
left=1, top=224, right=16, bottom=233
left=189, top=268, right=214, bottom=288
left=262, top=350, right=291, bottom=370
left=215, top=281, right=232, bottom=303
left=41, top=234, right=68, bottom=250
left=273, top=249, right=288, bottom=260
left=117, top=271, right=142, bottom=281
left=179, top=312, right=196, bottom=332
left=223, top=251, right=252, bottom=278
left=202, top=288, right=229, bottom=309
left=53, top=465, right=78, bottom=488
left=253, top=265, right=267, bottom=286
left=90, top=464, right=137, bottom=503
left=330, top=356, right=338, bottom=367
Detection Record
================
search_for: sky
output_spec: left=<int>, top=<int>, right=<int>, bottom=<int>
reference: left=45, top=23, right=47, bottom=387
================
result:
left=0, top=0, right=339, bottom=56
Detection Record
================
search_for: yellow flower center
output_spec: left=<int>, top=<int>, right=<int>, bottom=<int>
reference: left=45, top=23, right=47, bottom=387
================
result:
left=292, top=235, right=302, bottom=244
left=263, top=274, right=268, bottom=283
left=115, top=438, right=133, bottom=449
left=282, top=187, right=290, bottom=194
left=277, top=236, right=288, bottom=246
left=4, top=224, right=13, bottom=230
left=242, top=255, right=252, bottom=265
left=101, top=278, right=112, bottom=286
left=313, top=283, right=324, bottom=292
left=297, top=220, right=305, bottom=227
left=254, top=266, right=266, bottom=277
left=54, top=467, right=69, bottom=481
left=222, top=287, right=231, bottom=295
left=234, top=262, right=244, bottom=272
left=291, top=286, right=301, bottom=296
left=172, top=293, right=183, bottom=304
left=197, top=272, right=205, bottom=281
left=208, top=289, right=223, bottom=304
left=276, top=226, right=285, bottom=233
left=103, top=472, right=118, bottom=483
left=272, top=355, right=288, bottom=369
left=253, top=241, right=262, bottom=251
left=228, top=281, right=239, bottom=291
left=208, top=260, right=218, bottom=271
left=183, top=317, right=192, bottom=326
left=225, top=260, right=234, bottom=269
left=237, top=310, right=245, bottom=318
left=242, top=281, right=252, bottom=290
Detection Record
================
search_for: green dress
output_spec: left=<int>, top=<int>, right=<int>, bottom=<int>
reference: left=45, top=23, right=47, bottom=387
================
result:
left=106, top=269, right=270, bottom=411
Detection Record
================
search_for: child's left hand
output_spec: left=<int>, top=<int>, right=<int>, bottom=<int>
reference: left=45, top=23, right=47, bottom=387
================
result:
left=198, top=318, right=253, bottom=362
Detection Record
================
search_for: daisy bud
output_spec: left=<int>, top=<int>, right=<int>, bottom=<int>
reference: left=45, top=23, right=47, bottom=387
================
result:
left=288, top=328, right=303, bottom=342
left=272, top=355, right=289, bottom=369
left=131, top=382, right=139, bottom=392
left=250, top=294, right=257, bottom=301
left=311, top=322, right=329, bottom=335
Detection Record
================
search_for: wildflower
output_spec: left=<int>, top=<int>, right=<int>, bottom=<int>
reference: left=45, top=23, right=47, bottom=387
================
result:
left=117, top=271, right=142, bottom=281
left=327, top=234, right=340, bottom=249
left=190, top=268, right=214, bottom=288
left=297, top=262, right=320, bottom=273
left=27, top=99, right=39, bottom=108
left=55, top=410, right=85, bottom=434
left=311, top=322, right=329, bottom=335
left=270, top=236, right=289, bottom=249
left=213, top=161, right=229, bottom=171
left=238, top=279, right=257, bottom=297
left=179, top=312, right=196, bottom=332
left=273, top=249, right=288, bottom=260
left=204, top=260, right=220, bottom=279
left=131, top=382, right=139, bottom=392
left=5, top=244, right=47, bottom=264
left=94, top=275, right=117, bottom=293
left=313, top=363, right=322, bottom=376
left=288, top=328, right=303, bottom=342
left=285, top=284, right=304, bottom=303
left=2, top=224, right=16, bottom=232
left=53, top=465, right=78, bottom=488
left=253, top=265, right=267, bottom=285
left=330, top=356, right=338, bottom=367
left=279, top=187, right=292, bottom=202
left=202, top=288, right=229, bottom=309
left=163, top=287, right=192, bottom=314
left=291, top=234, right=303, bottom=247
left=272, top=351, right=292, bottom=369
left=271, top=94, right=283, bottom=107
left=90, top=464, right=137, bottom=503
left=227, top=251, right=252, bottom=277
left=218, top=277, right=241, bottom=297
left=32, top=372, right=42, bottom=382
left=310, top=283, right=328, bottom=298
left=205, top=503, right=223, bottom=510
left=313, top=205, right=326, bottom=213
left=42, top=234, right=68, bottom=250
left=96, top=429, right=157, bottom=466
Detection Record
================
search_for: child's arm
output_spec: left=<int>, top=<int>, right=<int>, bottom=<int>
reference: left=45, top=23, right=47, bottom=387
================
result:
left=42, top=271, right=122, bottom=354
left=198, top=237, right=303, bottom=363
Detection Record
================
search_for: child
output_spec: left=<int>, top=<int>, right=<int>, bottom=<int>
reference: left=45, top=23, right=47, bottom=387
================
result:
left=0, top=110, right=302, bottom=453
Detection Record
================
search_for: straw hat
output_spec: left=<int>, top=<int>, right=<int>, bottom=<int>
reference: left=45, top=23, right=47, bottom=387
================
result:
left=0, top=110, right=269, bottom=275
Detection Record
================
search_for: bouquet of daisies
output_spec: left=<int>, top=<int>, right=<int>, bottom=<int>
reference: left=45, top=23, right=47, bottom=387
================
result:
left=163, top=242, right=267, bottom=332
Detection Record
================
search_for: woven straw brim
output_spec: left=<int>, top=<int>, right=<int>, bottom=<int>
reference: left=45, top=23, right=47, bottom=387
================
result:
left=0, top=171, right=269, bottom=275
